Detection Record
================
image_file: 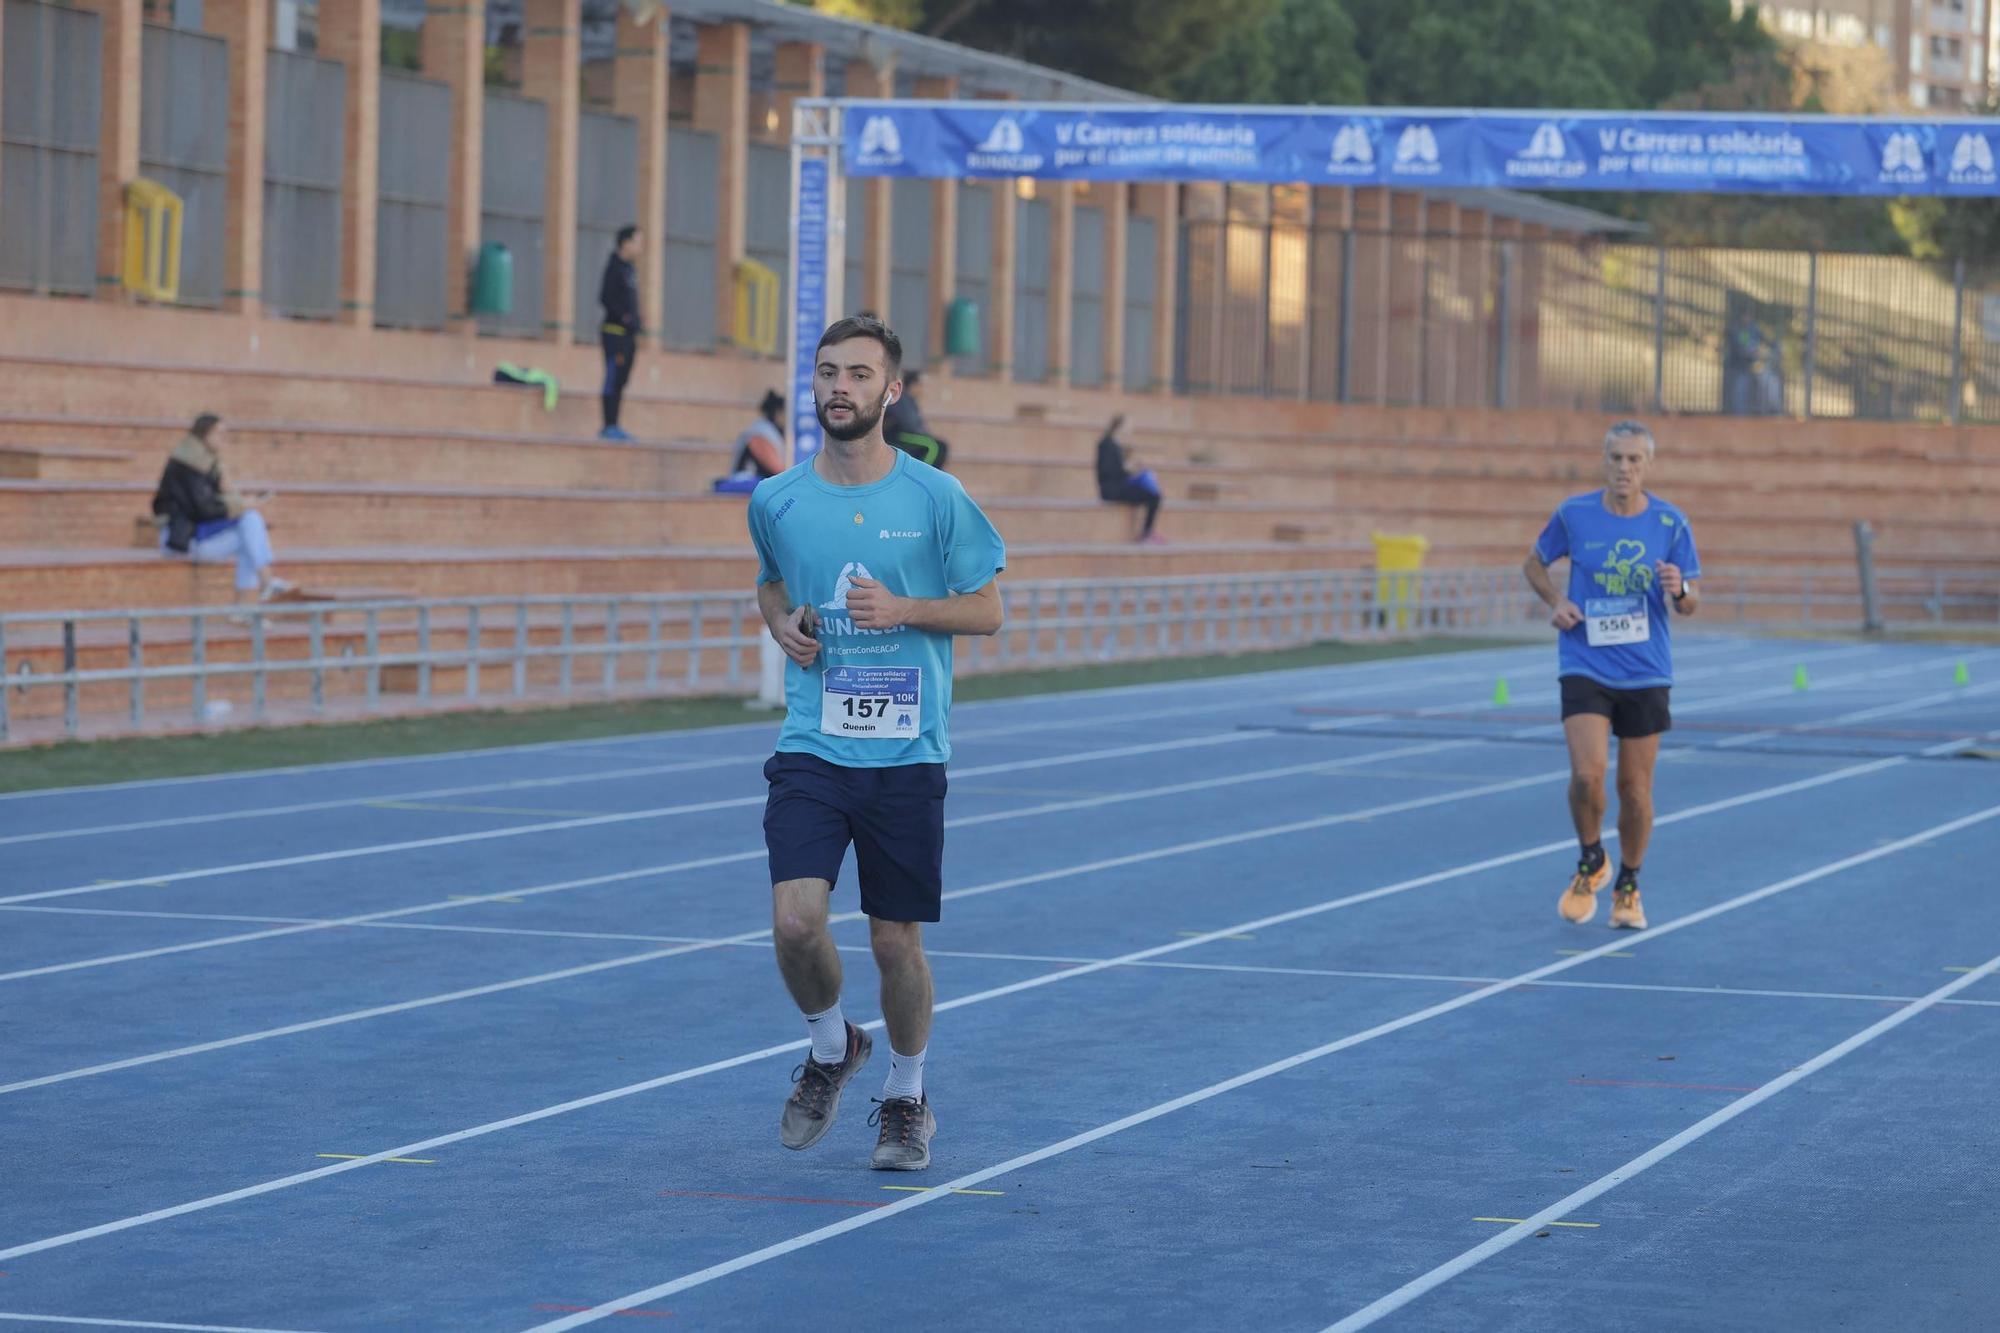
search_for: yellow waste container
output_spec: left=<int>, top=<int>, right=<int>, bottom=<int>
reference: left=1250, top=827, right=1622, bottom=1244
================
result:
left=1371, top=532, right=1429, bottom=631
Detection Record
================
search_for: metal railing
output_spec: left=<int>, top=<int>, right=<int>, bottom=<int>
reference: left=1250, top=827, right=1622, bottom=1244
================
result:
left=0, top=568, right=1544, bottom=743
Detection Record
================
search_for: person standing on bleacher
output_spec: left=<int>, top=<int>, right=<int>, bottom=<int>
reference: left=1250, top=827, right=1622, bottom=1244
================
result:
left=599, top=225, right=644, bottom=441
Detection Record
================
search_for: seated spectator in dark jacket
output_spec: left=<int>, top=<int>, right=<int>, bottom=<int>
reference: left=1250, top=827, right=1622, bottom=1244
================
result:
left=716, top=391, right=788, bottom=492
left=883, top=368, right=950, bottom=470
left=151, top=413, right=294, bottom=602
left=1095, top=415, right=1163, bottom=542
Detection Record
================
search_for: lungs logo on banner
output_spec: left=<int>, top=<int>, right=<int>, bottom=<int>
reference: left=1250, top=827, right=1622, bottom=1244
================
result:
left=967, top=115, right=1042, bottom=173
left=1326, top=122, right=1375, bottom=177
left=855, top=115, right=904, bottom=168
left=1390, top=124, right=1441, bottom=176
left=1948, top=132, right=1997, bottom=186
left=1506, top=122, right=1584, bottom=180
left=1878, top=129, right=1927, bottom=185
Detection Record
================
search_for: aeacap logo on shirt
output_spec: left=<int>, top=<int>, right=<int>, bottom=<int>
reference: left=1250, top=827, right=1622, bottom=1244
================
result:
left=855, top=116, right=903, bottom=168
left=820, top=561, right=872, bottom=611
left=878, top=528, right=924, bottom=540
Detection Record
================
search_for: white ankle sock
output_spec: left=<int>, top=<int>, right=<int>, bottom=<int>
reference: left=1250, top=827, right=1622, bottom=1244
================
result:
left=883, top=1045, right=926, bottom=1100
left=804, top=1001, right=848, bottom=1065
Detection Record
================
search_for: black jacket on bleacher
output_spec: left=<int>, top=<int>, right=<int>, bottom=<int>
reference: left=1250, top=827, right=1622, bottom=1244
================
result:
left=600, top=254, right=643, bottom=337
left=151, top=436, right=232, bottom=553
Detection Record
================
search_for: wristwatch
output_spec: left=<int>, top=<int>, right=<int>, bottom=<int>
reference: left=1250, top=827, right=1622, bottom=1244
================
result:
left=1672, top=588, right=1689, bottom=604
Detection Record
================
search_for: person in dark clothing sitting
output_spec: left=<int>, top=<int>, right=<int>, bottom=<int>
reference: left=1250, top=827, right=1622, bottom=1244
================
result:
left=1096, top=414, right=1163, bottom=542
left=599, top=225, right=644, bottom=441
left=151, top=413, right=294, bottom=603
left=882, top=368, right=949, bottom=470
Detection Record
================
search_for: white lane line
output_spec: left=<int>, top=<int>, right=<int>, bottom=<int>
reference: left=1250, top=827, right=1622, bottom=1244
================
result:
left=0, top=640, right=1834, bottom=848
left=0, top=733, right=1490, bottom=980
left=1320, top=946, right=2000, bottom=1332
left=518, top=800, right=2000, bottom=1331
left=0, top=1315, right=324, bottom=1333
left=0, top=642, right=1890, bottom=906
left=0, top=643, right=1561, bottom=807
left=0, top=752, right=1558, bottom=1093
left=0, top=757, right=1932, bottom=1269
left=1712, top=659, right=2000, bottom=750
left=15, top=907, right=1994, bottom=1014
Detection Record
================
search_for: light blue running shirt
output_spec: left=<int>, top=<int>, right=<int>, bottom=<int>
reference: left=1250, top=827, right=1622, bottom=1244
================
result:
left=748, top=449, right=1006, bottom=767
left=1533, top=490, right=1702, bottom=690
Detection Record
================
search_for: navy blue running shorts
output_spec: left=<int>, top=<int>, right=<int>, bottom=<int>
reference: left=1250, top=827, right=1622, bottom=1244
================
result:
left=762, top=750, right=947, bottom=922
left=1560, top=675, right=1672, bottom=740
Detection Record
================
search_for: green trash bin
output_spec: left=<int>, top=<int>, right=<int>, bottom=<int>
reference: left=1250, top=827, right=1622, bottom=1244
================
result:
left=944, top=296, right=981, bottom=357
left=472, top=241, right=513, bottom=316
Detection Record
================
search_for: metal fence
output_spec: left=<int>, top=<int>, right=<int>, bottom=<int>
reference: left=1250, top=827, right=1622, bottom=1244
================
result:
left=479, top=91, right=547, bottom=339
left=0, top=569, right=1546, bottom=742
left=575, top=108, right=639, bottom=344
left=263, top=49, right=346, bottom=319
left=660, top=124, right=716, bottom=349
left=375, top=69, right=450, bottom=331
left=139, top=23, right=226, bottom=308
left=0, top=0, right=99, bottom=297
left=1177, top=221, right=2000, bottom=423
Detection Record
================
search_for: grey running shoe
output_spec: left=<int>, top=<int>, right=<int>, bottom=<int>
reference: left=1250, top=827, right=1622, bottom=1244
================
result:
left=780, top=1022, right=872, bottom=1151
left=869, top=1094, right=937, bottom=1171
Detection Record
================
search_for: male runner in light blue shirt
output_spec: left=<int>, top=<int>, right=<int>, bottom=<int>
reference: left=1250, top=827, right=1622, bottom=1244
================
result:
left=748, top=316, right=1005, bottom=1171
left=1524, top=420, right=1702, bottom=930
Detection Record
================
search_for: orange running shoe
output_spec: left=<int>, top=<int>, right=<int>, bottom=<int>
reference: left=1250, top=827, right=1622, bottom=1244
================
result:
left=1559, top=858, right=1611, bottom=924
left=1610, top=885, right=1648, bottom=930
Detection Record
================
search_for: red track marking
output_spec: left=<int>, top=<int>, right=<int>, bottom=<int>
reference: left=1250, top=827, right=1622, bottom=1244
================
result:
left=658, top=1188, right=887, bottom=1209
left=535, top=1303, right=673, bottom=1319
left=1571, top=1077, right=1759, bottom=1093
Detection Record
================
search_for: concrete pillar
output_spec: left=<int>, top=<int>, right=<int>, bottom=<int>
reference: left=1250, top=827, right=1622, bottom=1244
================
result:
left=74, top=0, right=141, bottom=300
left=317, top=0, right=381, bottom=327
left=771, top=40, right=824, bottom=142
left=423, top=0, right=485, bottom=329
left=694, top=21, right=750, bottom=348
left=1350, top=186, right=1389, bottom=403
left=845, top=58, right=894, bottom=320
left=614, top=4, right=669, bottom=343
left=522, top=0, right=580, bottom=341
left=915, top=75, right=957, bottom=375
left=204, top=0, right=266, bottom=314
left=1142, top=182, right=1179, bottom=395
left=1100, top=182, right=1128, bottom=394
left=1047, top=181, right=1075, bottom=387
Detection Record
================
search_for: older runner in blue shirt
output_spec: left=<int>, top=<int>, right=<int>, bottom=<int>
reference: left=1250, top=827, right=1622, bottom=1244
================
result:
left=1524, top=420, right=1702, bottom=931
left=749, top=316, right=1005, bottom=1173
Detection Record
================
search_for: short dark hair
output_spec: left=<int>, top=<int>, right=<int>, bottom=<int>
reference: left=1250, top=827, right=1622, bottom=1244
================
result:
left=191, top=413, right=222, bottom=440
left=616, top=224, right=640, bottom=247
left=903, top=368, right=922, bottom=389
left=758, top=389, right=785, bottom=419
left=815, top=315, right=902, bottom=377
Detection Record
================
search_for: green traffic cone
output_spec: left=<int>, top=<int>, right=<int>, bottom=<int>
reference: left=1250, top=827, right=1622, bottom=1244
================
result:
left=1492, top=677, right=1511, bottom=706
left=1955, top=661, right=1971, bottom=687
left=1793, top=665, right=1810, bottom=692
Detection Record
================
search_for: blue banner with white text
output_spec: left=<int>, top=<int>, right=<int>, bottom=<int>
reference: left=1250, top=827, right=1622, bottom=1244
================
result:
left=841, top=104, right=2000, bottom=196
left=790, top=156, right=829, bottom=465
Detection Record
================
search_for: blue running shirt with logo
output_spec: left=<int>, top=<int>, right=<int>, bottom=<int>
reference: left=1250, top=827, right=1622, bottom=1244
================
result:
left=1532, top=491, right=1702, bottom=689
left=748, top=450, right=1006, bottom=767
